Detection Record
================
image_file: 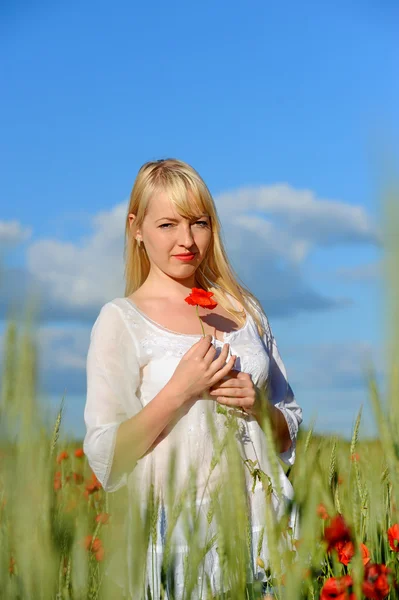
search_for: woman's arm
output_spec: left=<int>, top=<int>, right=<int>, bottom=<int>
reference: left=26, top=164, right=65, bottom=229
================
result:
left=110, top=380, right=189, bottom=483
left=248, top=297, right=303, bottom=465
left=252, top=385, right=292, bottom=453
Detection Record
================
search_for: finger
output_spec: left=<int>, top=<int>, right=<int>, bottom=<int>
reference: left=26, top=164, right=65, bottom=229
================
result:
left=215, top=396, right=246, bottom=409
left=209, top=354, right=237, bottom=386
left=217, top=370, right=240, bottom=382
left=184, top=335, right=213, bottom=359
left=204, top=343, right=217, bottom=362
left=210, top=378, right=245, bottom=390
left=209, top=387, right=246, bottom=398
left=236, top=371, right=251, bottom=380
left=206, top=342, right=230, bottom=371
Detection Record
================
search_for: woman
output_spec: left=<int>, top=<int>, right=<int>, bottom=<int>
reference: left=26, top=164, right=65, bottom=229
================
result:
left=83, top=158, right=303, bottom=599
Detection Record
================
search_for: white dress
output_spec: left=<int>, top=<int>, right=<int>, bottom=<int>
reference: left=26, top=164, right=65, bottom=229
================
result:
left=83, top=295, right=303, bottom=599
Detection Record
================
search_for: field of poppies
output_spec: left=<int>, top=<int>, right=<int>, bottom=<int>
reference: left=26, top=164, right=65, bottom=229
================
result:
left=1, top=192, right=399, bottom=599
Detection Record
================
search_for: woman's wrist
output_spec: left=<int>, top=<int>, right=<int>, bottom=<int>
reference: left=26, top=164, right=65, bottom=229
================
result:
left=165, top=380, right=195, bottom=411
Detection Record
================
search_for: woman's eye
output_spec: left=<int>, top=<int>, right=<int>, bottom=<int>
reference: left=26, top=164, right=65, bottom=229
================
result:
left=159, top=221, right=208, bottom=229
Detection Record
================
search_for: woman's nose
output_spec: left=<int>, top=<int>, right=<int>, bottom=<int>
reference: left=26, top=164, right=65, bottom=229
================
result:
left=179, top=224, right=195, bottom=246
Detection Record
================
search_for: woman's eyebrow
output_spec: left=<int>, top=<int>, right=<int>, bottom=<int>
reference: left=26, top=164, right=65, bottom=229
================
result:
left=155, top=214, right=209, bottom=222
left=155, top=217, right=180, bottom=222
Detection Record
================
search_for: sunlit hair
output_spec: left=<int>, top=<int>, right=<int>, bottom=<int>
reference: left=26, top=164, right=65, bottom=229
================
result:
left=124, top=158, right=265, bottom=335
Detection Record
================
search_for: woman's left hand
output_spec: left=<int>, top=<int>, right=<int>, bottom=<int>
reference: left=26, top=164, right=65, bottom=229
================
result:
left=210, top=370, right=292, bottom=453
left=209, top=370, right=262, bottom=415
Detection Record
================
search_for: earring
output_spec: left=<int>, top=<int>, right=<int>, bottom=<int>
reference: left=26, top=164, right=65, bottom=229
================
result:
left=137, top=238, right=142, bottom=247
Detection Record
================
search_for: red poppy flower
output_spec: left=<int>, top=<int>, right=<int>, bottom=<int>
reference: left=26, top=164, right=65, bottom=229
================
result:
left=94, top=544, right=104, bottom=561
left=83, top=535, right=104, bottom=561
left=362, top=564, right=391, bottom=599
left=361, top=543, right=371, bottom=565
left=324, top=514, right=351, bottom=552
left=351, top=453, right=360, bottom=462
left=72, top=472, right=84, bottom=484
left=336, top=541, right=371, bottom=566
left=84, top=472, right=102, bottom=496
left=53, top=471, right=62, bottom=491
left=388, top=523, right=399, bottom=551
left=184, top=288, right=218, bottom=310
left=74, top=448, right=84, bottom=458
left=320, top=575, right=355, bottom=600
left=56, top=450, right=69, bottom=464
left=95, top=512, right=110, bottom=525
left=317, top=503, right=330, bottom=520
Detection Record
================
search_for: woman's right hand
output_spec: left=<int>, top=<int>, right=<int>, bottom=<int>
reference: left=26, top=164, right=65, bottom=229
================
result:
left=168, top=334, right=237, bottom=404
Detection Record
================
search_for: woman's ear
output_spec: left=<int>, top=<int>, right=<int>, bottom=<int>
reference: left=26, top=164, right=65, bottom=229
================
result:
left=128, top=213, right=140, bottom=235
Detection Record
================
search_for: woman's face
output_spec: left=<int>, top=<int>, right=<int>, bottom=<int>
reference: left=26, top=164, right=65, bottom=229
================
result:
left=130, top=189, right=212, bottom=281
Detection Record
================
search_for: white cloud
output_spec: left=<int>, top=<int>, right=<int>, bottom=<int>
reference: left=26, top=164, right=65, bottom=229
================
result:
left=0, top=219, right=32, bottom=251
left=37, top=326, right=88, bottom=371
left=217, top=184, right=380, bottom=253
left=26, top=203, right=127, bottom=308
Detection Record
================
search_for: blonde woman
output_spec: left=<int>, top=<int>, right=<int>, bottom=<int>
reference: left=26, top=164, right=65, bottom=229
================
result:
left=83, top=158, right=303, bottom=599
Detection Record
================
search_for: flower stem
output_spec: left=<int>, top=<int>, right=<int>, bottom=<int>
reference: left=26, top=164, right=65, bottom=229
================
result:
left=196, top=305, right=206, bottom=337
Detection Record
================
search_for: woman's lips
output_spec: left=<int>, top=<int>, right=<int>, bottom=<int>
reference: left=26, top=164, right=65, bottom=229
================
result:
left=173, top=253, right=196, bottom=261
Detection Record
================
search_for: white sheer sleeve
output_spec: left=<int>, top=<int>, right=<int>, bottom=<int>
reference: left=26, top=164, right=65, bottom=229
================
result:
left=83, top=302, right=142, bottom=492
left=251, top=300, right=303, bottom=465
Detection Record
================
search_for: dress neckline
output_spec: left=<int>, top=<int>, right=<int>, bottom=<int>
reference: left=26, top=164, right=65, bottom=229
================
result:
left=123, top=297, right=249, bottom=343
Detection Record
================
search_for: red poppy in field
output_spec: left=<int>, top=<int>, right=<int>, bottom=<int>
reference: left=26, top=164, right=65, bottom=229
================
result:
left=184, top=288, right=218, bottom=310
left=320, top=575, right=355, bottom=600
left=84, top=472, right=102, bottom=497
left=387, top=523, right=399, bottom=551
left=317, top=503, right=330, bottom=520
left=336, top=541, right=371, bottom=566
left=324, top=514, right=352, bottom=552
left=95, top=512, right=110, bottom=525
left=54, top=471, right=62, bottom=491
left=83, top=535, right=104, bottom=561
left=72, top=472, right=84, bottom=484
left=362, top=564, right=391, bottom=599
left=74, top=448, right=84, bottom=458
left=56, top=450, right=69, bottom=464
left=351, top=453, right=360, bottom=462
left=94, top=544, right=104, bottom=561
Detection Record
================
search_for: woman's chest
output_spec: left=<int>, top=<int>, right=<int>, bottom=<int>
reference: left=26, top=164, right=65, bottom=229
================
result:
left=127, top=296, right=243, bottom=341
left=135, top=327, right=271, bottom=400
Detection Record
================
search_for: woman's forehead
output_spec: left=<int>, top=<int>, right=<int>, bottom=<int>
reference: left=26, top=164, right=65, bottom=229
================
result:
left=146, top=189, right=206, bottom=219
left=146, top=190, right=176, bottom=215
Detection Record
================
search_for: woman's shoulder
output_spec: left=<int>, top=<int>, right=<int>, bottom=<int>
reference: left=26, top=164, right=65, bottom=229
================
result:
left=91, top=297, right=137, bottom=338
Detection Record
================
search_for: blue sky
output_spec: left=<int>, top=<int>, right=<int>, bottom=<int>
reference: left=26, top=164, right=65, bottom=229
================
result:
left=1, top=0, right=398, bottom=440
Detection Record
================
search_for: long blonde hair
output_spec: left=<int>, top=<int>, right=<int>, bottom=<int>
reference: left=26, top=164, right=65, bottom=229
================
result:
left=123, top=158, right=266, bottom=337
